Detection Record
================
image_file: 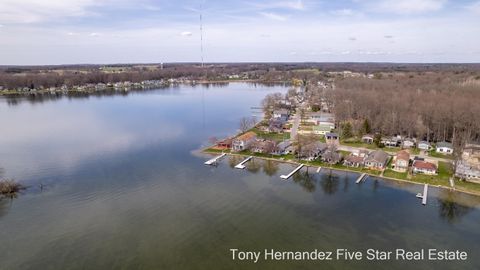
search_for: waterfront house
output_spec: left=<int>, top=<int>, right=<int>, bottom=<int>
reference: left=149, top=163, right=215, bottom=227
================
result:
left=272, top=141, right=291, bottom=155
left=412, top=160, right=437, bottom=175
left=455, top=143, right=480, bottom=182
left=343, top=154, right=366, bottom=167
left=232, top=131, right=257, bottom=151
left=298, top=142, right=327, bottom=161
left=321, top=148, right=342, bottom=164
left=418, top=141, right=431, bottom=151
left=364, top=150, right=389, bottom=170
left=402, top=138, right=416, bottom=148
left=216, top=138, right=232, bottom=150
left=325, top=132, right=339, bottom=145
left=251, top=140, right=276, bottom=154
left=436, top=141, right=453, bottom=155
left=362, top=134, right=374, bottom=144
left=455, top=161, right=480, bottom=182
left=273, top=109, right=289, bottom=120
left=343, top=150, right=369, bottom=168
left=392, top=150, right=410, bottom=172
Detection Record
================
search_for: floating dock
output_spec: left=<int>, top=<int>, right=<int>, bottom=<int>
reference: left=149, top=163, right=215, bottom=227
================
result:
left=316, top=167, right=322, bottom=173
left=416, top=184, right=428, bottom=205
left=204, top=153, right=226, bottom=165
left=355, top=173, right=367, bottom=184
left=280, top=164, right=304, bottom=179
left=235, top=156, right=253, bottom=169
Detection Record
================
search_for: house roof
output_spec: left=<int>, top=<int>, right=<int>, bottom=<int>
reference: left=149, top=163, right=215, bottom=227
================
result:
left=436, top=141, right=453, bottom=148
left=274, top=109, right=289, bottom=115
left=419, top=141, right=430, bottom=145
left=362, top=134, right=374, bottom=139
left=366, top=150, right=389, bottom=164
left=236, top=131, right=256, bottom=141
left=396, top=150, right=410, bottom=161
left=413, top=160, right=437, bottom=171
left=345, top=155, right=365, bottom=164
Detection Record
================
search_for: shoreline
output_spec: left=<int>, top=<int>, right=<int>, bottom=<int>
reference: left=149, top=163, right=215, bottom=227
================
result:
left=199, top=147, right=480, bottom=197
left=0, top=79, right=289, bottom=96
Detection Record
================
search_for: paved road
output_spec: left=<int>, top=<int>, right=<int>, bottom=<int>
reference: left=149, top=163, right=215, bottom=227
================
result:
left=290, top=111, right=301, bottom=139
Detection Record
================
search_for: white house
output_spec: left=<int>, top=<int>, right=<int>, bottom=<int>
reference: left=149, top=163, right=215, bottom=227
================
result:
left=402, top=138, right=416, bottom=148
left=436, top=141, right=453, bottom=154
left=232, top=131, right=257, bottom=151
left=273, top=109, right=289, bottom=120
left=418, top=141, right=431, bottom=151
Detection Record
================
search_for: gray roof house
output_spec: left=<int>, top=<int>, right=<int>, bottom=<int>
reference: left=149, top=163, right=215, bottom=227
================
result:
left=364, top=150, right=389, bottom=170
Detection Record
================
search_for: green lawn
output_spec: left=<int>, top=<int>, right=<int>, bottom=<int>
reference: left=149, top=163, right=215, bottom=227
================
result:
left=427, top=150, right=454, bottom=160
left=383, top=169, right=408, bottom=180
left=250, top=127, right=290, bottom=142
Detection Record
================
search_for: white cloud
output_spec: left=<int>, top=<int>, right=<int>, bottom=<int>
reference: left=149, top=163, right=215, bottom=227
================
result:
left=0, top=24, right=4, bottom=27
left=89, top=32, right=101, bottom=37
left=251, top=0, right=305, bottom=11
left=259, top=12, right=288, bottom=21
left=467, top=1, right=480, bottom=14
left=0, top=0, right=106, bottom=23
left=331, top=9, right=355, bottom=16
left=372, top=0, right=446, bottom=14
left=180, top=31, right=193, bottom=37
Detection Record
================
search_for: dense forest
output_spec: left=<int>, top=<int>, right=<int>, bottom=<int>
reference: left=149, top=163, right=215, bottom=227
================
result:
left=326, top=72, right=480, bottom=149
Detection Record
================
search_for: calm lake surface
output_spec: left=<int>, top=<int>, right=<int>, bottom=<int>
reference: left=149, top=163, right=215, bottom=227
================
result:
left=0, top=83, right=479, bottom=270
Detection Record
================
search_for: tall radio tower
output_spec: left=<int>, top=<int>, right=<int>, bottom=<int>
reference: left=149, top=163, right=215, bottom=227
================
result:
left=199, top=3, right=204, bottom=68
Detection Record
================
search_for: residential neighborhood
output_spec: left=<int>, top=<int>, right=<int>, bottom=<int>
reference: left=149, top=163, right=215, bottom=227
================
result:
left=209, top=85, right=480, bottom=189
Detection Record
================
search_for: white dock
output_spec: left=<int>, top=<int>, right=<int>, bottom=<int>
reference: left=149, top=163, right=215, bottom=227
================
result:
left=204, top=153, right=226, bottom=165
left=355, top=173, right=367, bottom=184
left=235, top=156, right=253, bottom=169
left=416, top=184, right=428, bottom=205
left=422, top=184, right=428, bottom=205
left=316, top=167, right=322, bottom=173
left=280, top=164, right=304, bottom=179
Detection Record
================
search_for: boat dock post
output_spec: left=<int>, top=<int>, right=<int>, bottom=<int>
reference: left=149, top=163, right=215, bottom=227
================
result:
left=280, top=164, right=304, bottom=179
left=204, top=153, right=227, bottom=165
left=316, top=167, right=322, bottom=173
left=355, top=173, right=367, bottom=184
left=235, top=156, right=253, bottom=169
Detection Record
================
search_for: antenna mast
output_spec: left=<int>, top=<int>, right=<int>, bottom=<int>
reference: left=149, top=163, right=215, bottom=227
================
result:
left=199, top=4, right=204, bottom=68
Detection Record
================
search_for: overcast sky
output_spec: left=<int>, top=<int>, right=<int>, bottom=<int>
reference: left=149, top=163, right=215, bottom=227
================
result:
left=0, top=0, right=479, bottom=65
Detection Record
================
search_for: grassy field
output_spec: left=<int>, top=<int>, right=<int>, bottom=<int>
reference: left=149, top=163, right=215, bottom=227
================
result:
left=428, top=150, right=454, bottom=160
left=250, top=127, right=290, bottom=141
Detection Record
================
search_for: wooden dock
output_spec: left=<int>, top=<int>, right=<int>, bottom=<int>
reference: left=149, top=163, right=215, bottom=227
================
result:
left=280, top=164, right=304, bottom=179
left=204, top=153, right=226, bottom=165
left=235, top=156, right=253, bottom=169
left=355, top=173, right=367, bottom=184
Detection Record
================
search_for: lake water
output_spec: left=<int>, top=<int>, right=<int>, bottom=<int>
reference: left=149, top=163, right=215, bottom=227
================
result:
left=0, top=83, right=479, bottom=270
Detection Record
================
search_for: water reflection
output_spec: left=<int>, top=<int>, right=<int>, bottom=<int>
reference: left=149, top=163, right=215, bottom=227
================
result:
left=246, top=159, right=261, bottom=173
left=292, top=170, right=316, bottom=193
left=437, top=191, right=475, bottom=224
left=262, top=160, right=279, bottom=176
left=319, top=170, right=340, bottom=195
